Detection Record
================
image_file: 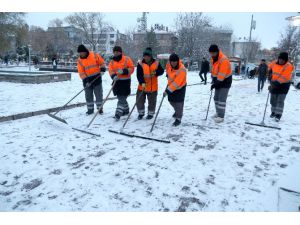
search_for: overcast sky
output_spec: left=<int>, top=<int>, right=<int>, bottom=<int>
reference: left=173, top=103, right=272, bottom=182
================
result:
left=26, top=12, right=295, bottom=49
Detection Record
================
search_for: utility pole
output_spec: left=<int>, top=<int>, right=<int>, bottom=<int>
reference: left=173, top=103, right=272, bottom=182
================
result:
left=244, top=14, right=256, bottom=78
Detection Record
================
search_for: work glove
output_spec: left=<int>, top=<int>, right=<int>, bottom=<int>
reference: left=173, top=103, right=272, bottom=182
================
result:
left=210, top=84, right=215, bottom=91
left=85, top=82, right=91, bottom=88
left=268, top=85, right=272, bottom=92
left=117, top=69, right=123, bottom=75
left=142, top=83, right=146, bottom=89
left=100, top=67, right=106, bottom=73
left=122, top=68, right=129, bottom=75
left=150, top=71, right=156, bottom=76
left=113, top=76, right=119, bottom=81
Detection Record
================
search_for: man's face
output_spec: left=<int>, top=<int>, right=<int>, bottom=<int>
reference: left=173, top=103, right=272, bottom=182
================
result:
left=209, top=52, right=218, bottom=58
left=170, top=61, right=178, bottom=68
left=261, top=60, right=265, bottom=64
left=144, top=55, right=151, bottom=63
left=79, top=52, right=87, bottom=58
left=113, top=51, right=122, bottom=57
left=278, top=59, right=286, bottom=65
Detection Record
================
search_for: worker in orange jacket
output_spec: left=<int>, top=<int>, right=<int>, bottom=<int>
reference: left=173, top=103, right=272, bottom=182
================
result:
left=268, top=52, right=294, bottom=122
left=163, top=53, right=187, bottom=126
left=136, top=47, right=164, bottom=120
left=209, top=44, right=232, bottom=123
left=108, top=46, right=135, bottom=121
left=77, top=44, right=106, bottom=115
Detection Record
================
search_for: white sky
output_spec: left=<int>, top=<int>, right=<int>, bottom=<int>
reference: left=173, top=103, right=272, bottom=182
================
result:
left=26, top=12, right=296, bottom=49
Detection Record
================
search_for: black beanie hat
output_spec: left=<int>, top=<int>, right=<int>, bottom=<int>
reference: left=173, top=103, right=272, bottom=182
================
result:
left=143, top=47, right=153, bottom=57
left=278, top=52, right=288, bottom=62
left=169, top=53, right=179, bottom=62
left=113, top=46, right=123, bottom=53
left=209, top=44, right=219, bottom=53
left=77, top=44, right=89, bottom=53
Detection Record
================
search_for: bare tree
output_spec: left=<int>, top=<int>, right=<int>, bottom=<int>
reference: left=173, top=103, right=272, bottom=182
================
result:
left=175, top=12, right=212, bottom=60
left=277, top=25, right=300, bottom=63
left=65, top=13, right=107, bottom=51
left=48, top=18, right=64, bottom=27
left=0, top=12, right=26, bottom=55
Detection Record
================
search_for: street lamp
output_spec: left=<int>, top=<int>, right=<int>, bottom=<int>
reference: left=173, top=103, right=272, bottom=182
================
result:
left=28, top=44, right=32, bottom=71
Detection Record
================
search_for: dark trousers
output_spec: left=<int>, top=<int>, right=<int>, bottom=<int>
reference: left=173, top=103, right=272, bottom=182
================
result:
left=199, top=72, right=207, bottom=84
left=116, top=95, right=129, bottom=116
left=270, top=93, right=286, bottom=116
left=258, top=77, right=266, bottom=92
left=214, top=88, right=230, bottom=118
left=136, top=90, right=158, bottom=116
left=169, top=101, right=184, bottom=121
left=85, top=83, right=103, bottom=111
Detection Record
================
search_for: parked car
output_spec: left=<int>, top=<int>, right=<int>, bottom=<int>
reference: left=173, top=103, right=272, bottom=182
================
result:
left=189, top=62, right=199, bottom=71
left=293, top=71, right=300, bottom=89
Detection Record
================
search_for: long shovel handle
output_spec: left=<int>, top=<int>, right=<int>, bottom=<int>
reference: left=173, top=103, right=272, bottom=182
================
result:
left=53, top=74, right=102, bottom=116
left=262, top=91, right=270, bottom=124
left=122, top=89, right=145, bottom=129
left=87, top=79, right=117, bottom=128
left=205, top=90, right=213, bottom=121
left=150, top=92, right=166, bottom=133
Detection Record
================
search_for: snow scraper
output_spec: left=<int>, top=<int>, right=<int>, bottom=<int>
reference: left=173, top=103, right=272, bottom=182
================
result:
left=245, top=92, right=281, bottom=130
left=47, top=74, right=102, bottom=124
left=109, top=88, right=170, bottom=144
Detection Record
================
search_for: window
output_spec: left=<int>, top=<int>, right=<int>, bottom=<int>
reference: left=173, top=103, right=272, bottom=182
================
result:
left=110, top=34, right=115, bottom=38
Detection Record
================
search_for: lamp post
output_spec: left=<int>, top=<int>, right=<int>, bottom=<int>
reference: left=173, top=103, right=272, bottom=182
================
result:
left=28, top=44, right=32, bottom=72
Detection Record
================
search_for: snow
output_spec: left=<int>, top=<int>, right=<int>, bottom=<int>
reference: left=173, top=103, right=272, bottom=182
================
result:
left=0, top=68, right=300, bottom=212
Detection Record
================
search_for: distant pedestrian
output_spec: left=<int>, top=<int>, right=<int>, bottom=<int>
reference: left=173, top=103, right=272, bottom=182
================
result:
left=256, top=59, right=268, bottom=93
left=199, top=57, right=210, bottom=85
left=52, top=57, right=58, bottom=71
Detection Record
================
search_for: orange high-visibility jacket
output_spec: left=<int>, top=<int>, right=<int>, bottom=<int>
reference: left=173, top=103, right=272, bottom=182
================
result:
left=137, top=60, right=159, bottom=92
left=166, top=62, right=187, bottom=93
left=77, top=51, right=105, bottom=80
left=210, top=51, right=232, bottom=81
left=108, top=55, right=134, bottom=80
left=269, top=61, right=293, bottom=84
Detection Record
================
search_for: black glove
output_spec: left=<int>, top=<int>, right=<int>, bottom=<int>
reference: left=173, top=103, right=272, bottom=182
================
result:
left=100, top=67, right=106, bottom=72
left=211, top=84, right=215, bottom=91
left=111, top=74, right=117, bottom=80
left=268, top=85, right=272, bottom=92
left=122, top=68, right=129, bottom=75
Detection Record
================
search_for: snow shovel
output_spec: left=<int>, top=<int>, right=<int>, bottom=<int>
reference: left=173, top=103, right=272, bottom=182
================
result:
left=86, top=79, right=117, bottom=128
left=47, top=74, right=102, bottom=124
left=245, top=91, right=281, bottom=130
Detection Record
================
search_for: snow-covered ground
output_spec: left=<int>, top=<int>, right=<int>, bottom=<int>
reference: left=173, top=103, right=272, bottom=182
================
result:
left=0, top=68, right=300, bottom=211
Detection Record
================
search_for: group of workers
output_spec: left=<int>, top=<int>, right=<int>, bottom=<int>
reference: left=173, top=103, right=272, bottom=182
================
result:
left=76, top=43, right=294, bottom=127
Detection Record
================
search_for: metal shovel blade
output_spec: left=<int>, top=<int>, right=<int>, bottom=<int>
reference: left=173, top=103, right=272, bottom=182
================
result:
left=108, top=129, right=170, bottom=144
left=47, top=113, right=68, bottom=124
left=245, top=121, right=281, bottom=130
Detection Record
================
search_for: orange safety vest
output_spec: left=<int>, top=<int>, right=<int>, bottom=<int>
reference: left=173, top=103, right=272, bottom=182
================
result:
left=210, top=51, right=232, bottom=81
left=166, top=62, right=187, bottom=93
left=108, top=55, right=134, bottom=80
left=77, top=51, right=105, bottom=80
left=269, top=61, right=293, bottom=84
left=137, top=60, right=159, bottom=92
